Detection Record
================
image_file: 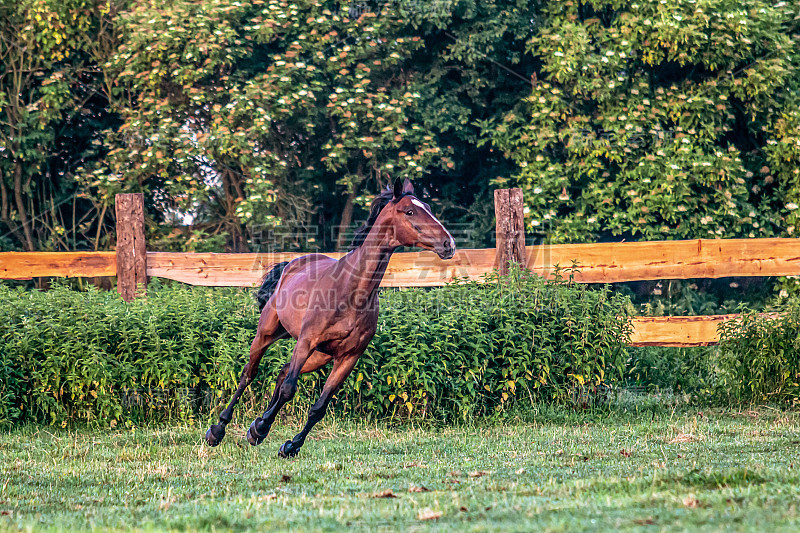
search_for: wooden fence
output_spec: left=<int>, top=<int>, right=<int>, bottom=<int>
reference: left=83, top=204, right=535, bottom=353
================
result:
left=0, top=191, right=791, bottom=346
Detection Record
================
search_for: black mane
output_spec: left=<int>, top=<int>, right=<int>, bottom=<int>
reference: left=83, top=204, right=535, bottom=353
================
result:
left=349, top=187, right=410, bottom=249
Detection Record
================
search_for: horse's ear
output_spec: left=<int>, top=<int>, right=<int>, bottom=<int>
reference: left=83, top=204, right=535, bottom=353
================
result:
left=392, top=178, right=403, bottom=200
left=402, top=178, right=414, bottom=195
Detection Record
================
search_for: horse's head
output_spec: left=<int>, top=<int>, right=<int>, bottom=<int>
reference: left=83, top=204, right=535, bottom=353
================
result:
left=387, top=178, right=455, bottom=260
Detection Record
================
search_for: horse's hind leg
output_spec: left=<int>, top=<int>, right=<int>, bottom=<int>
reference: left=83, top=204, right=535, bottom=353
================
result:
left=205, top=307, right=287, bottom=446
left=246, top=348, right=331, bottom=446
left=263, top=350, right=330, bottom=413
left=279, top=354, right=359, bottom=458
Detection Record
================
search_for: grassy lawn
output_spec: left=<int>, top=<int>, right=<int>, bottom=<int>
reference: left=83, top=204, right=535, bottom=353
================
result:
left=1, top=408, right=800, bottom=532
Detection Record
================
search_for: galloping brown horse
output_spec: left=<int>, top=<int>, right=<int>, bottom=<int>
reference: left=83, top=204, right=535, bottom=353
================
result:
left=205, top=178, right=455, bottom=457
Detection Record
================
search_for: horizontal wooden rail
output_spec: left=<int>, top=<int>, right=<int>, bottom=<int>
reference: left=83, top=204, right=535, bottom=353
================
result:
left=0, top=240, right=794, bottom=347
left=145, top=249, right=493, bottom=287
left=630, top=315, right=731, bottom=347
left=528, top=238, right=800, bottom=283
left=0, top=251, right=117, bottom=279
left=147, top=252, right=342, bottom=286
left=145, top=238, right=800, bottom=287
left=147, top=238, right=800, bottom=287
left=629, top=313, right=782, bottom=347
left=3, top=238, right=798, bottom=285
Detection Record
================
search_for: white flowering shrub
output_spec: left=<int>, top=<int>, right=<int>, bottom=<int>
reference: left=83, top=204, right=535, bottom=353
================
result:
left=488, top=0, right=799, bottom=243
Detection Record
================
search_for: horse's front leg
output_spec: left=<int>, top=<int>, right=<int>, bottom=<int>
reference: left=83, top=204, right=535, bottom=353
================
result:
left=246, top=338, right=317, bottom=446
left=205, top=313, right=286, bottom=446
left=279, top=354, right=359, bottom=458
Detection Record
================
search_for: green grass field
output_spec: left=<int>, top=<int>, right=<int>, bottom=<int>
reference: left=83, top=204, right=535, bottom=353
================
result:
left=2, top=408, right=800, bottom=532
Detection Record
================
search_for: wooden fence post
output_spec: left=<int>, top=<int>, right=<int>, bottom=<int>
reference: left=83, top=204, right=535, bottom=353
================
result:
left=115, top=193, right=147, bottom=301
left=494, top=188, right=526, bottom=275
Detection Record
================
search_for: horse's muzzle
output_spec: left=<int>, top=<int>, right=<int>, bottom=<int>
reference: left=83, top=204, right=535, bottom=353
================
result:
left=436, top=239, right=456, bottom=260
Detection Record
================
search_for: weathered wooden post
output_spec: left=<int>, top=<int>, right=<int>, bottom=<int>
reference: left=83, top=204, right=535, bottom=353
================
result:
left=494, top=188, right=526, bottom=275
left=115, top=193, right=147, bottom=301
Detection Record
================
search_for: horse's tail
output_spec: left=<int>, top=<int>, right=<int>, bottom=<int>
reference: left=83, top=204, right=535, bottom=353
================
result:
left=256, top=261, right=290, bottom=311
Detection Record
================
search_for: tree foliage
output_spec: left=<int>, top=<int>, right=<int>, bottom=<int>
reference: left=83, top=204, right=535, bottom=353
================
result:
left=2, top=0, right=800, bottom=254
left=0, top=0, right=118, bottom=252
left=86, top=0, right=462, bottom=250
left=490, top=0, right=800, bottom=243
left=76, top=0, right=543, bottom=251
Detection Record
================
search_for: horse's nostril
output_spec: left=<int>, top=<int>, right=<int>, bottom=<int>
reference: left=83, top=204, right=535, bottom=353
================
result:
left=443, top=240, right=451, bottom=250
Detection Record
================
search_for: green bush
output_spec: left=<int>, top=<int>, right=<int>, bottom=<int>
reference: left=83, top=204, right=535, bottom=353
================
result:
left=0, top=270, right=631, bottom=426
left=351, top=269, right=632, bottom=420
left=717, top=304, right=800, bottom=405
left=626, top=346, right=718, bottom=397
left=0, top=282, right=271, bottom=425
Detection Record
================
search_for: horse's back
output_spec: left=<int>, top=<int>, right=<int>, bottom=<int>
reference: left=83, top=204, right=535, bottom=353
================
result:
left=273, top=253, right=340, bottom=337
left=281, top=253, right=337, bottom=281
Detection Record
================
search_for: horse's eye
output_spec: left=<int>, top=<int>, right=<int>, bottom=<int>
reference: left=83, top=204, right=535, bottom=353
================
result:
left=405, top=209, right=414, bottom=216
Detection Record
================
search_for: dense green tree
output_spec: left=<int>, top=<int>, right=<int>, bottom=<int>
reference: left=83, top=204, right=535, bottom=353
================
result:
left=489, top=0, right=800, bottom=243
left=0, top=0, right=118, bottom=251
left=82, top=0, right=545, bottom=251
left=87, top=0, right=458, bottom=251
left=5, top=0, right=800, bottom=257
left=408, top=0, right=543, bottom=245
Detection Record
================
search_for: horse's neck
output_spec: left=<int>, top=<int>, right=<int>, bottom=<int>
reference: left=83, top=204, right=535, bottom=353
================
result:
left=340, top=222, right=396, bottom=296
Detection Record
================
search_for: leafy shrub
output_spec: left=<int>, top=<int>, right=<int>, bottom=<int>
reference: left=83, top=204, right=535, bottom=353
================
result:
left=0, top=269, right=631, bottom=426
left=352, top=269, right=632, bottom=420
left=625, top=346, right=725, bottom=406
left=717, top=304, right=800, bottom=405
left=0, top=281, right=263, bottom=425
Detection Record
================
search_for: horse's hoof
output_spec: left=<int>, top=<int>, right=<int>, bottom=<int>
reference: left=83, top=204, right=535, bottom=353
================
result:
left=205, top=424, right=225, bottom=447
left=246, top=422, right=265, bottom=447
left=278, top=440, right=298, bottom=459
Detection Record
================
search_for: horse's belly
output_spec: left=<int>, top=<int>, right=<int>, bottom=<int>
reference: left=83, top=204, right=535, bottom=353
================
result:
left=321, top=323, right=377, bottom=356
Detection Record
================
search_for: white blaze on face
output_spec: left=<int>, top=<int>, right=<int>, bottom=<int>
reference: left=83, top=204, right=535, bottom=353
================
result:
left=411, top=198, right=455, bottom=251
